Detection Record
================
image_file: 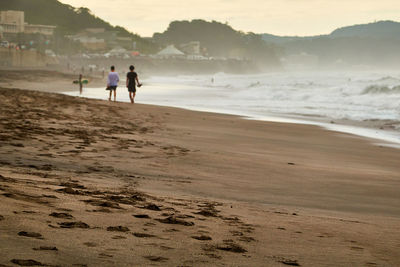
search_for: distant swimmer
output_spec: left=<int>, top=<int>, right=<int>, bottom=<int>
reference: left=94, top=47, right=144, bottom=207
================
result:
left=106, top=65, right=120, bottom=101
left=126, top=65, right=142, bottom=104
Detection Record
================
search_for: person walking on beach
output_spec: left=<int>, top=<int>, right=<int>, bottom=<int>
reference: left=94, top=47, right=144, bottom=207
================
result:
left=126, top=65, right=141, bottom=104
left=106, top=65, right=119, bottom=101
left=78, top=74, right=83, bottom=94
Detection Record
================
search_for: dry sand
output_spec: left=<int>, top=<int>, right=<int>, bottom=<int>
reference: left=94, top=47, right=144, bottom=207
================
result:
left=0, top=73, right=399, bottom=266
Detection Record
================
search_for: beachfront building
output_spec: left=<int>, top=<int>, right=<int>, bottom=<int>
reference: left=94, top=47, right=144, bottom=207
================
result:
left=0, top=10, right=56, bottom=36
left=67, top=35, right=107, bottom=51
left=156, top=45, right=185, bottom=59
left=179, top=41, right=201, bottom=55
left=67, top=28, right=133, bottom=52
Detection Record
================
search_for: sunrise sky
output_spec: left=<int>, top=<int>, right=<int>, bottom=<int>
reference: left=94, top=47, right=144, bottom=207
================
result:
left=59, top=0, right=400, bottom=37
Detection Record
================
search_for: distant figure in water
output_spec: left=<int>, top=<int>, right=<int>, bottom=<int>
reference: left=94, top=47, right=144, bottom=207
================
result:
left=78, top=74, right=83, bottom=94
left=126, top=65, right=141, bottom=104
left=211, top=77, right=214, bottom=83
left=106, top=65, right=119, bottom=101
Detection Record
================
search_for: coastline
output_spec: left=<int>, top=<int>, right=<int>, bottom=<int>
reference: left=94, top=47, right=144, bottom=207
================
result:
left=1, top=73, right=400, bottom=266
left=65, top=85, right=400, bottom=148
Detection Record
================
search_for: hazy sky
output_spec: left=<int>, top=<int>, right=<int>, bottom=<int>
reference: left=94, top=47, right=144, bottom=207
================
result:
left=59, top=0, right=400, bottom=37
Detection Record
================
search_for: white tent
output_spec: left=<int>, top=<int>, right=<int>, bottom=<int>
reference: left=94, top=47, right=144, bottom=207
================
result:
left=157, top=45, right=185, bottom=56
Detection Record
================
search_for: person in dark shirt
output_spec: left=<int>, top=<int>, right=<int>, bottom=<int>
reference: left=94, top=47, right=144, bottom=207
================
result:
left=126, top=65, right=141, bottom=104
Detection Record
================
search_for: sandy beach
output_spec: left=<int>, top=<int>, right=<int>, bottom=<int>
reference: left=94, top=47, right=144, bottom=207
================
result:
left=0, top=71, right=400, bottom=266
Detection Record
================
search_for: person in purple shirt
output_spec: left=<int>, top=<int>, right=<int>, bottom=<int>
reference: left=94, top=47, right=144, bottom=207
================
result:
left=106, top=65, right=120, bottom=101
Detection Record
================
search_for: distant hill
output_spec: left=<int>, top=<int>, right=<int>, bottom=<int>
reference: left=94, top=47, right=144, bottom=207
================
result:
left=153, top=19, right=280, bottom=67
left=0, top=0, right=155, bottom=52
left=261, top=20, right=400, bottom=68
left=262, top=20, right=400, bottom=43
left=331, top=20, right=400, bottom=38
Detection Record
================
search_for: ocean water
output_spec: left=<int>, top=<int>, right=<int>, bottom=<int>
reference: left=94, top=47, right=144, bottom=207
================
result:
left=65, top=70, right=400, bottom=145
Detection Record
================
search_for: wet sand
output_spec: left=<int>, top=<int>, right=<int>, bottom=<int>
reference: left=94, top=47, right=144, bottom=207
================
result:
left=0, top=74, right=400, bottom=266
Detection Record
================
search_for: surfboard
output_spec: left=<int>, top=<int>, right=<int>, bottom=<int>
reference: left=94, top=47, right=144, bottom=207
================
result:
left=73, top=80, right=89, bottom=84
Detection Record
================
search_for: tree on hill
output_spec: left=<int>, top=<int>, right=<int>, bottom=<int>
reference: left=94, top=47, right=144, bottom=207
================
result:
left=153, top=19, right=280, bottom=67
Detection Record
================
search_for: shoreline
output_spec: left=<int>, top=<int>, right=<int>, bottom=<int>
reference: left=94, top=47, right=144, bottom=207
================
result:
left=65, top=86, right=400, bottom=148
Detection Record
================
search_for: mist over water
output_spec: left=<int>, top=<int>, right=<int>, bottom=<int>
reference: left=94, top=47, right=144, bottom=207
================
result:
left=142, top=71, right=400, bottom=122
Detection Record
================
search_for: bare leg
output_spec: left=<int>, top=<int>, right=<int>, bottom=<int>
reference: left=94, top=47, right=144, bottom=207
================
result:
left=132, top=92, right=136, bottom=103
left=79, top=84, right=82, bottom=94
left=108, top=90, right=112, bottom=101
left=113, top=90, right=116, bottom=101
left=129, top=92, right=133, bottom=103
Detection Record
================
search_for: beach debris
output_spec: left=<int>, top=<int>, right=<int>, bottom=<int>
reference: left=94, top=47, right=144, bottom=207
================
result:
left=287, top=162, right=295, bottom=165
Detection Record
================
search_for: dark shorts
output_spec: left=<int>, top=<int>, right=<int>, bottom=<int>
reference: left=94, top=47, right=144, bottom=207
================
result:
left=128, top=85, right=136, bottom=93
left=106, top=86, right=117, bottom=91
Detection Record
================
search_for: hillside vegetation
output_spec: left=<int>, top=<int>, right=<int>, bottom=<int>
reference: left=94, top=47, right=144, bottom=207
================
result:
left=153, top=20, right=280, bottom=67
left=0, top=0, right=154, bottom=52
left=261, top=20, right=400, bottom=67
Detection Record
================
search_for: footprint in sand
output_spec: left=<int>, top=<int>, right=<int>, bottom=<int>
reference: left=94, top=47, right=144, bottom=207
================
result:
left=58, top=221, right=89, bottom=229
left=215, top=242, right=247, bottom=253
left=33, top=246, right=58, bottom=251
left=106, top=226, right=130, bottom=232
left=18, top=231, right=43, bottom=239
left=191, top=235, right=212, bottom=241
left=83, top=242, right=97, bottom=247
left=278, top=259, right=301, bottom=266
left=133, top=214, right=150, bottom=219
left=238, top=236, right=255, bottom=242
left=112, top=235, right=127, bottom=240
left=156, top=216, right=194, bottom=226
left=133, top=232, right=156, bottom=238
left=11, top=259, right=44, bottom=266
left=142, top=203, right=161, bottom=211
left=143, top=256, right=168, bottom=262
left=49, top=212, right=74, bottom=219
left=98, top=253, right=113, bottom=258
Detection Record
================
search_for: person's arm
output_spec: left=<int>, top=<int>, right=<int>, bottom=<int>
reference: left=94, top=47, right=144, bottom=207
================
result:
left=136, top=76, right=140, bottom=85
left=126, top=73, right=129, bottom=87
left=107, top=73, right=110, bottom=87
